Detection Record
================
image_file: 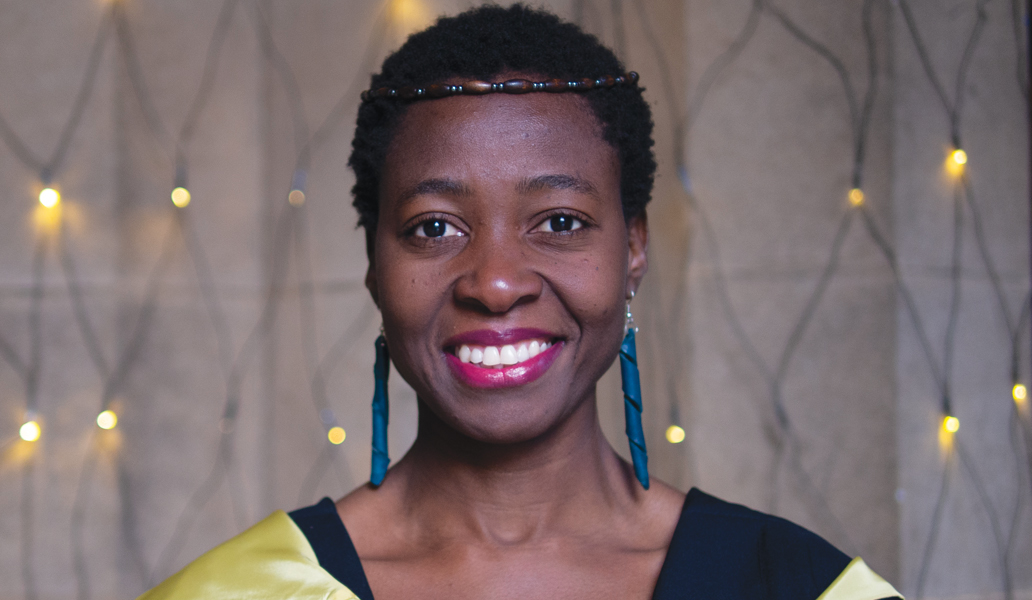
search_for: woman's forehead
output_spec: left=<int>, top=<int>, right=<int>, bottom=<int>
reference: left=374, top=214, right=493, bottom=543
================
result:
left=382, top=93, right=617, bottom=191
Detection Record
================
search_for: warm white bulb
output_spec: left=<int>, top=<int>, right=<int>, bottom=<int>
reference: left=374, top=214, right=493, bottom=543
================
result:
left=848, top=188, right=864, bottom=207
left=943, top=415, right=959, bottom=434
left=20, top=420, right=41, bottom=442
left=665, top=424, right=686, bottom=444
left=96, top=409, right=118, bottom=430
left=171, top=187, right=191, bottom=208
left=327, top=426, right=346, bottom=445
left=1013, top=383, right=1027, bottom=402
left=39, top=187, right=60, bottom=208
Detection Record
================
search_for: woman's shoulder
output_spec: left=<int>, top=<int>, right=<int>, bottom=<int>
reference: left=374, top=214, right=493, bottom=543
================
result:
left=137, top=507, right=360, bottom=600
left=653, top=488, right=903, bottom=600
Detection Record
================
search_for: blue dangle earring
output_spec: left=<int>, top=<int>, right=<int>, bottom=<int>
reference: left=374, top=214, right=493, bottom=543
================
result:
left=370, top=328, right=391, bottom=486
left=621, top=292, right=650, bottom=489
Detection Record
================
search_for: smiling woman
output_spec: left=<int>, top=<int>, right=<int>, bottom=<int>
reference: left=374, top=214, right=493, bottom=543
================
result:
left=140, top=5, right=902, bottom=600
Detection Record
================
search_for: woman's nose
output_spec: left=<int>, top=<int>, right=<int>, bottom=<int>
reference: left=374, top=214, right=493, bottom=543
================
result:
left=453, top=234, right=543, bottom=314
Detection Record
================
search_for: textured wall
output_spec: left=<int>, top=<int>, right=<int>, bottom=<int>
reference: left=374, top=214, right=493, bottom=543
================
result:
left=0, top=1, right=1027, bottom=599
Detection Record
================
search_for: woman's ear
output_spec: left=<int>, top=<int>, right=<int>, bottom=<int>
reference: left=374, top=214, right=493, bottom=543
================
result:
left=365, top=265, right=380, bottom=308
left=626, top=210, right=649, bottom=296
left=365, top=228, right=380, bottom=308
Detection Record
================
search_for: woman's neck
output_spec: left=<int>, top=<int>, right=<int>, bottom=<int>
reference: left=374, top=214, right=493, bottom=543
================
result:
left=385, top=396, right=641, bottom=544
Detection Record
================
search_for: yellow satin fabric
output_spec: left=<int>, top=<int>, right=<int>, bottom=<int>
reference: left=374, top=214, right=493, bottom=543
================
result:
left=818, top=557, right=903, bottom=600
left=139, top=510, right=359, bottom=600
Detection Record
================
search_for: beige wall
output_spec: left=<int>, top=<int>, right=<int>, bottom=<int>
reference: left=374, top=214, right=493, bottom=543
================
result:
left=0, top=1, right=1027, bottom=598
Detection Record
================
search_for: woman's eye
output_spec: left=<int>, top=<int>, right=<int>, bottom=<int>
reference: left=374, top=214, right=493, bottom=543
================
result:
left=538, top=214, right=583, bottom=233
left=414, top=219, right=462, bottom=238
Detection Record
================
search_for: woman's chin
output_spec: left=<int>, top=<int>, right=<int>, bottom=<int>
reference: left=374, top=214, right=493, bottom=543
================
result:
left=467, top=419, right=557, bottom=446
left=415, top=396, right=569, bottom=449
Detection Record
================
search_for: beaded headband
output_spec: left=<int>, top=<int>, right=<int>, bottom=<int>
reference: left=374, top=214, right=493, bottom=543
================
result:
left=360, top=71, right=639, bottom=102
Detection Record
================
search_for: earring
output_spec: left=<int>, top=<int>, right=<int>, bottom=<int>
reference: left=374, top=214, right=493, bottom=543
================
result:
left=620, top=292, right=649, bottom=489
left=370, top=330, right=391, bottom=486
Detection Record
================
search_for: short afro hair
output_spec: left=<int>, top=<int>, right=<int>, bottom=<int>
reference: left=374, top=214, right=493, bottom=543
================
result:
left=348, top=4, right=656, bottom=235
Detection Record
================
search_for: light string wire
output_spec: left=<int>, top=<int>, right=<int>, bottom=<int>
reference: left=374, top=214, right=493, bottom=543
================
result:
left=0, top=4, right=117, bottom=598
left=135, top=5, right=355, bottom=576
left=863, top=3, right=1021, bottom=595
left=873, top=1, right=1023, bottom=596
left=914, top=446, right=953, bottom=600
left=957, top=438, right=1013, bottom=600
left=0, top=8, right=113, bottom=179
left=38, top=1, right=248, bottom=595
left=47, top=0, right=250, bottom=594
left=142, top=0, right=392, bottom=584
left=111, top=2, right=175, bottom=157
left=17, top=236, right=49, bottom=600
left=251, top=0, right=393, bottom=510
left=634, top=0, right=883, bottom=553
left=1011, top=370, right=1032, bottom=570
left=894, top=0, right=1029, bottom=596
left=620, top=0, right=1029, bottom=592
left=146, top=175, right=294, bottom=585
left=0, top=0, right=247, bottom=595
left=131, top=0, right=389, bottom=584
left=27, top=0, right=369, bottom=589
left=62, top=213, right=181, bottom=600
left=1012, top=0, right=1030, bottom=99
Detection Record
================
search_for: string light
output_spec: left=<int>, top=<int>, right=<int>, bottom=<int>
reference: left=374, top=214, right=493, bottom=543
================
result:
left=389, top=0, right=431, bottom=34
left=1013, top=383, right=1027, bottom=403
left=945, top=148, right=967, bottom=177
left=39, top=187, right=60, bottom=208
left=848, top=188, right=864, bottom=207
left=171, top=186, right=191, bottom=208
left=96, top=409, right=118, bottom=430
left=665, top=424, right=686, bottom=444
left=938, top=414, right=960, bottom=452
left=19, top=420, right=41, bottom=442
left=289, top=168, right=307, bottom=206
left=327, top=426, right=346, bottom=445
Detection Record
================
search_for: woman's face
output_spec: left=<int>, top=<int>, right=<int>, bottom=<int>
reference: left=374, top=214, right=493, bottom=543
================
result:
left=369, top=89, right=648, bottom=444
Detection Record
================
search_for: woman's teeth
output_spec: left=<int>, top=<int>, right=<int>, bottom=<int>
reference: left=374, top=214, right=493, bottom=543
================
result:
left=457, top=340, right=552, bottom=368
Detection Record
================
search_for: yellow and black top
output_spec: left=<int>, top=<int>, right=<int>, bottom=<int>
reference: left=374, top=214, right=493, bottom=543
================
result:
left=140, top=488, right=902, bottom=600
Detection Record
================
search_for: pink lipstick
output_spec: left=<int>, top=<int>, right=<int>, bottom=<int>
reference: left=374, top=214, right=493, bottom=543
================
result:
left=443, top=329, right=563, bottom=389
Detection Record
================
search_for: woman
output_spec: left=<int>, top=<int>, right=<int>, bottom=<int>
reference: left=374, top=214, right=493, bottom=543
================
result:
left=142, top=5, right=902, bottom=599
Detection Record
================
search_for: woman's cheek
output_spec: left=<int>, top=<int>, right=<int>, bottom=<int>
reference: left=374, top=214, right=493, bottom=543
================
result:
left=381, top=267, right=428, bottom=324
left=379, top=260, right=452, bottom=350
left=560, top=255, right=626, bottom=321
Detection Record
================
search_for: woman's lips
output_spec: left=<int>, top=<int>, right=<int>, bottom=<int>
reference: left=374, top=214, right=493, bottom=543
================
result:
left=445, top=337, right=563, bottom=389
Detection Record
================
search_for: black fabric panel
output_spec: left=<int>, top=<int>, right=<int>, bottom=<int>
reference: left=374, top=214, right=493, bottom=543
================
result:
left=652, top=488, right=854, bottom=600
left=289, top=497, right=376, bottom=600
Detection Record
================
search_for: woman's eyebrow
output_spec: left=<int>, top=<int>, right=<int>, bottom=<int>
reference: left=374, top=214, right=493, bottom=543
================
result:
left=516, top=174, right=598, bottom=196
left=399, top=178, right=473, bottom=204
